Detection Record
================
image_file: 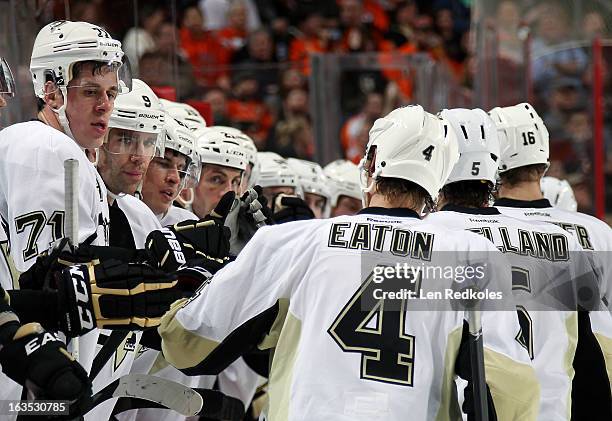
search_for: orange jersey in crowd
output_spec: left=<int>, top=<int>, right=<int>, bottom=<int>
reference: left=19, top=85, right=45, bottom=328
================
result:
left=180, top=28, right=230, bottom=88
left=227, top=98, right=274, bottom=147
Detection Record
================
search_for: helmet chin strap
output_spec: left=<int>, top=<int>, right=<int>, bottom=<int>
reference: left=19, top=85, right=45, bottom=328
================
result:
left=50, top=87, right=77, bottom=141
left=360, top=179, right=375, bottom=208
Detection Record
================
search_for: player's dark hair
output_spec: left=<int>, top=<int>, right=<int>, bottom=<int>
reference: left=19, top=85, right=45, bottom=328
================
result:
left=440, top=180, right=494, bottom=208
left=71, top=60, right=120, bottom=81
left=498, top=164, right=547, bottom=187
left=376, top=177, right=432, bottom=211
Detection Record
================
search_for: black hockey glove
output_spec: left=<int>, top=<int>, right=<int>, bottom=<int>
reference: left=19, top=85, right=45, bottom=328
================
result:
left=56, top=260, right=182, bottom=337
left=240, top=186, right=273, bottom=227
left=0, top=289, right=92, bottom=418
left=146, top=193, right=233, bottom=272
left=271, top=194, right=315, bottom=224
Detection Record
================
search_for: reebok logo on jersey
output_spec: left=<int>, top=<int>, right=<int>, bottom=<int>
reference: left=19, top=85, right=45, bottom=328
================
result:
left=524, top=211, right=551, bottom=217
left=25, top=331, right=62, bottom=355
left=469, top=218, right=499, bottom=224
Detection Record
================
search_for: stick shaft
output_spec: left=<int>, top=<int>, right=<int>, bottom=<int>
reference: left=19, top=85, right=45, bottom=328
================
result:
left=64, top=159, right=79, bottom=360
left=468, top=309, right=489, bottom=421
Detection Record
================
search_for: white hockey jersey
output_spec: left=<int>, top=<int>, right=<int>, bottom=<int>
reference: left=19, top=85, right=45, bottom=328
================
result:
left=115, top=194, right=162, bottom=247
left=0, top=120, right=109, bottom=416
left=494, top=197, right=612, bottom=408
left=159, top=208, right=539, bottom=421
left=427, top=205, right=593, bottom=420
left=158, top=205, right=198, bottom=226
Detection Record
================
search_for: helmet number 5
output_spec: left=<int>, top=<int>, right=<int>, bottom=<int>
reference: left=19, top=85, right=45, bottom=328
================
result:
left=471, top=162, right=481, bottom=176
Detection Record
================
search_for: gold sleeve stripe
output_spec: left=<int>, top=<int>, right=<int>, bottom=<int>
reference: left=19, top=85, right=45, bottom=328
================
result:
left=159, top=298, right=221, bottom=370
left=434, top=325, right=463, bottom=421
left=594, top=332, right=612, bottom=392
left=484, top=348, right=540, bottom=421
left=267, top=312, right=301, bottom=421
left=564, top=312, right=579, bottom=420
left=259, top=298, right=289, bottom=350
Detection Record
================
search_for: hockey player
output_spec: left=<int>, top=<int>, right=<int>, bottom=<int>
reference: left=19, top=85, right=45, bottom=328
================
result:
left=97, top=78, right=165, bottom=246
left=0, top=57, right=15, bottom=118
left=160, top=98, right=207, bottom=130
left=490, top=102, right=612, bottom=419
left=427, top=107, right=607, bottom=420
left=157, top=105, right=539, bottom=420
left=287, top=158, right=331, bottom=219
left=210, top=125, right=260, bottom=190
left=141, top=114, right=201, bottom=226
left=191, top=127, right=249, bottom=218
left=540, top=176, right=577, bottom=212
left=0, top=22, right=128, bottom=408
left=324, top=159, right=363, bottom=216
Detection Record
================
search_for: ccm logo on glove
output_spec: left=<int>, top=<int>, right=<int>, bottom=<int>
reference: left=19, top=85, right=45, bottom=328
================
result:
left=159, top=228, right=186, bottom=265
left=25, top=331, right=62, bottom=355
left=68, top=266, right=94, bottom=331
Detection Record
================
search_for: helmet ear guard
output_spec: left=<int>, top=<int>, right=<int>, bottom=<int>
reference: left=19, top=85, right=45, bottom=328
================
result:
left=323, top=160, right=362, bottom=208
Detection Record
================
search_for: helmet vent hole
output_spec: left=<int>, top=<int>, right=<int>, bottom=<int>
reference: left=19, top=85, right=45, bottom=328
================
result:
left=480, top=125, right=485, bottom=139
left=381, top=161, right=386, bottom=167
left=139, top=124, right=144, bottom=128
left=460, top=125, right=468, bottom=140
left=59, top=34, right=64, bottom=39
left=490, top=153, right=498, bottom=162
left=444, top=125, right=448, bottom=137
left=534, top=123, right=539, bottom=131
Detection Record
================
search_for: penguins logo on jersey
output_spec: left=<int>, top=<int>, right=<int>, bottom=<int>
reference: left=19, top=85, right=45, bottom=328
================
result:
left=113, top=332, right=138, bottom=371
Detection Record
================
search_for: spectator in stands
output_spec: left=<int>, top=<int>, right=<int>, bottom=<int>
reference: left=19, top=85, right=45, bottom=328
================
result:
left=337, top=0, right=387, bottom=53
left=227, top=71, right=274, bottom=148
left=199, top=0, right=261, bottom=31
left=233, top=28, right=279, bottom=102
left=268, top=116, right=314, bottom=159
left=583, top=10, right=608, bottom=39
left=386, top=0, right=419, bottom=47
left=204, top=87, right=231, bottom=126
left=434, top=6, right=467, bottom=78
left=341, top=91, right=383, bottom=163
left=496, top=0, right=524, bottom=63
left=543, top=77, right=585, bottom=138
left=138, top=51, right=172, bottom=90
left=180, top=5, right=231, bottom=91
left=289, top=10, right=331, bottom=75
left=149, top=22, right=195, bottom=101
left=218, top=1, right=249, bottom=57
left=531, top=3, right=588, bottom=91
left=280, top=68, right=307, bottom=95
left=268, top=88, right=312, bottom=157
left=123, top=2, right=166, bottom=77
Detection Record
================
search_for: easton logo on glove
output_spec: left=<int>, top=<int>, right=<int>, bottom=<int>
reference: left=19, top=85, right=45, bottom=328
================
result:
left=25, top=331, right=62, bottom=355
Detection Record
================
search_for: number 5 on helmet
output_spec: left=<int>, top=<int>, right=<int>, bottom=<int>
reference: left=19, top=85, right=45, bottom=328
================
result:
left=57, top=260, right=182, bottom=337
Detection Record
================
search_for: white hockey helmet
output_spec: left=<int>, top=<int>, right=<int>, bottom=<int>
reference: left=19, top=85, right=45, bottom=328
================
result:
left=0, top=57, right=16, bottom=97
left=163, top=115, right=201, bottom=190
left=105, top=79, right=165, bottom=157
left=213, top=126, right=260, bottom=187
left=160, top=99, right=207, bottom=130
left=30, top=21, right=130, bottom=140
left=287, top=158, right=331, bottom=216
left=255, top=152, right=299, bottom=192
left=323, top=160, right=362, bottom=207
left=540, top=176, right=577, bottom=212
left=439, top=108, right=500, bottom=185
left=195, top=127, right=249, bottom=172
left=359, top=105, right=459, bottom=202
left=489, top=102, right=549, bottom=173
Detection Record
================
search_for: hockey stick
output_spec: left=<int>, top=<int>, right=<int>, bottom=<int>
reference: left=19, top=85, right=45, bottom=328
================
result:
left=467, top=309, right=489, bottom=421
left=84, top=374, right=204, bottom=417
left=64, top=159, right=80, bottom=361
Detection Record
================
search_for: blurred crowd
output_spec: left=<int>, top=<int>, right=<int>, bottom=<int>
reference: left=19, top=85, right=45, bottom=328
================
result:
left=50, top=0, right=472, bottom=162
left=23, top=0, right=612, bottom=217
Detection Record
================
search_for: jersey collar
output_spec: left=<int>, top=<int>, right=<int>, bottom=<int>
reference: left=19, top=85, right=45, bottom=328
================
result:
left=440, top=204, right=501, bottom=215
left=358, top=207, right=421, bottom=219
left=493, top=198, right=552, bottom=208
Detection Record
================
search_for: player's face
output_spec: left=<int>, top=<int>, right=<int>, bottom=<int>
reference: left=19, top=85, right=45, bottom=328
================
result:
left=98, top=129, right=154, bottom=195
left=304, top=192, right=327, bottom=219
left=141, top=150, right=188, bottom=215
left=239, top=163, right=253, bottom=192
left=262, top=186, right=295, bottom=203
left=64, top=63, right=118, bottom=149
left=332, top=195, right=362, bottom=217
left=192, top=164, right=243, bottom=218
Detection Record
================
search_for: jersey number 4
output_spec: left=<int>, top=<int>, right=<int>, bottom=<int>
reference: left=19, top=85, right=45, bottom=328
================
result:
left=328, top=267, right=418, bottom=386
left=15, top=211, right=65, bottom=261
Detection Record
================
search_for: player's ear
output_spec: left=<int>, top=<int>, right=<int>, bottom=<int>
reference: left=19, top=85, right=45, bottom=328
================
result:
left=42, top=81, right=63, bottom=109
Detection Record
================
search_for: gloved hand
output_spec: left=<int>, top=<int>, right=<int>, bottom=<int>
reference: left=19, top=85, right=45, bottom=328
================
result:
left=146, top=194, right=233, bottom=273
left=271, top=194, right=315, bottom=224
left=0, top=289, right=92, bottom=418
left=57, top=260, right=181, bottom=337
